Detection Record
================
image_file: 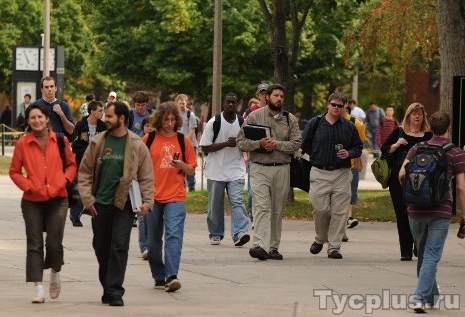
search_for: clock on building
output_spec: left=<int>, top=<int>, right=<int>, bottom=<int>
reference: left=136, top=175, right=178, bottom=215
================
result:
left=15, top=46, right=40, bottom=71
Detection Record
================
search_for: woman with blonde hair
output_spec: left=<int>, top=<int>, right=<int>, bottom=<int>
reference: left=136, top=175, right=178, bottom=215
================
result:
left=381, top=102, right=432, bottom=261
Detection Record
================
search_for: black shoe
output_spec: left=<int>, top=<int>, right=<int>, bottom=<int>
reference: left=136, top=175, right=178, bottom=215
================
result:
left=328, top=250, right=343, bottom=259
left=154, top=279, right=165, bottom=290
left=108, top=296, right=124, bottom=306
left=132, top=217, right=137, bottom=227
left=101, top=294, right=109, bottom=304
left=413, top=246, right=418, bottom=257
left=401, top=256, right=412, bottom=261
left=188, top=188, right=195, bottom=192
left=268, top=249, right=283, bottom=260
left=342, top=235, right=349, bottom=242
left=71, top=218, right=83, bottom=227
left=249, top=246, right=268, bottom=261
left=310, top=242, right=323, bottom=254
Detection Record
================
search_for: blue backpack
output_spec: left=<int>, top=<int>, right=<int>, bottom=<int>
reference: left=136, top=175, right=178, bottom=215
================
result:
left=403, top=142, right=454, bottom=206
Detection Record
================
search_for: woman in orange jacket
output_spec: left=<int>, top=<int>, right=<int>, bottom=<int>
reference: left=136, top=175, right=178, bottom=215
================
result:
left=9, top=102, right=76, bottom=304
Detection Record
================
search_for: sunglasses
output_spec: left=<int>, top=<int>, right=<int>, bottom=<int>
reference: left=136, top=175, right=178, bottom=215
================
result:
left=330, top=102, right=344, bottom=109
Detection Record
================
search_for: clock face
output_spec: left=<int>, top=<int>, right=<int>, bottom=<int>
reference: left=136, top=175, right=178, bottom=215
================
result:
left=15, top=47, right=39, bottom=71
left=40, top=48, right=56, bottom=71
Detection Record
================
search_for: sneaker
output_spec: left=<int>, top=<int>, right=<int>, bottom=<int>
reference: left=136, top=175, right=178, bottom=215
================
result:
left=412, top=302, right=426, bottom=313
left=71, top=218, right=83, bottom=227
left=154, top=280, right=165, bottom=290
left=342, top=235, right=349, bottom=242
left=249, top=245, right=268, bottom=261
left=188, top=187, right=195, bottom=192
left=234, top=232, right=250, bottom=247
left=141, top=249, right=148, bottom=260
left=210, top=236, right=221, bottom=245
left=49, top=271, right=61, bottom=299
left=347, top=218, right=358, bottom=228
left=268, top=249, right=283, bottom=260
left=165, top=276, right=181, bottom=292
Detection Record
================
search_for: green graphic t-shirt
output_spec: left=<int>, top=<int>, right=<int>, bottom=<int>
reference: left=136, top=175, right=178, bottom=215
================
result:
left=95, top=134, right=126, bottom=205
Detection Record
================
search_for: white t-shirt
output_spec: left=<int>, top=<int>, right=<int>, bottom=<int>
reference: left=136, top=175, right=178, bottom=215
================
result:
left=350, top=106, right=366, bottom=121
left=199, top=114, right=245, bottom=181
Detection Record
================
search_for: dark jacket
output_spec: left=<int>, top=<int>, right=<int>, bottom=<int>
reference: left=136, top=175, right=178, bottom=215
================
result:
left=71, top=116, right=107, bottom=166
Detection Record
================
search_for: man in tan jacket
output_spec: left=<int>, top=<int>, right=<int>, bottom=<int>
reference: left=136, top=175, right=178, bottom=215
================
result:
left=78, top=101, right=153, bottom=307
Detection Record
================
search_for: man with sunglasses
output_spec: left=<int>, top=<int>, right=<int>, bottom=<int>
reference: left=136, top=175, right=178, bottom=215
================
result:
left=302, top=91, right=362, bottom=259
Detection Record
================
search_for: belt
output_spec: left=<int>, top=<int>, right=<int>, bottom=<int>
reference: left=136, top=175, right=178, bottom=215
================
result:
left=254, top=162, right=289, bottom=167
left=312, top=164, right=341, bottom=171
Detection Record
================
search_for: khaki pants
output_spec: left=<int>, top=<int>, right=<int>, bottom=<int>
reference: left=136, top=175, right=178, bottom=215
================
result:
left=250, top=163, right=289, bottom=251
left=309, top=167, right=351, bottom=253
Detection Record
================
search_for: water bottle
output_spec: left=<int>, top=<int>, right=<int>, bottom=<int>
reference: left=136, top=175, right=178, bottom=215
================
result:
left=458, top=218, right=465, bottom=239
left=335, top=144, right=343, bottom=164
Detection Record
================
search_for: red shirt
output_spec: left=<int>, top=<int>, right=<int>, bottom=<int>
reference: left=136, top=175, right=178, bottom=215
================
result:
left=9, top=131, right=77, bottom=202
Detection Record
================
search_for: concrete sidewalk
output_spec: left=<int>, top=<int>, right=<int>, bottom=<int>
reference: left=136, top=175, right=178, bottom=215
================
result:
left=0, top=174, right=464, bottom=316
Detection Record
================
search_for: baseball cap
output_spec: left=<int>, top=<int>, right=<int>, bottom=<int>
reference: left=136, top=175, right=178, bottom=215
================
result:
left=109, top=91, right=117, bottom=98
left=256, top=83, right=269, bottom=93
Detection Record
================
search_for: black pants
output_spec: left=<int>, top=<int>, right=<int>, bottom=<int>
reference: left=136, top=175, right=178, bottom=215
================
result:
left=388, top=172, right=414, bottom=258
left=91, top=201, right=134, bottom=299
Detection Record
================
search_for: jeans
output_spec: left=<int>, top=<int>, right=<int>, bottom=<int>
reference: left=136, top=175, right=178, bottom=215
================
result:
left=350, top=168, right=359, bottom=205
left=69, top=196, right=83, bottom=221
left=138, top=215, right=148, bottom=253
left=147, top=201, right=186, bottom=281
left=206, top=178, right=249, bottom=240
left=409, top=216, right=449, bottom=306
left=91, top=201, right=134, bottom=299
left=186, top=173, right=196, bottom=190
left=368, top=127, right=380, bottom=157
left=21, top=198, right=68, bottom=282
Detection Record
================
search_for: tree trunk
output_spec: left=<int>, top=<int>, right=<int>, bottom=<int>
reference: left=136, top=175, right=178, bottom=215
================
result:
left=436, top=0, right=465, bottom=114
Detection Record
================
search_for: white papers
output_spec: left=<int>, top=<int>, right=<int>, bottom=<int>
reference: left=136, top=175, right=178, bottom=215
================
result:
left=129, top=180, right=143, bottom=212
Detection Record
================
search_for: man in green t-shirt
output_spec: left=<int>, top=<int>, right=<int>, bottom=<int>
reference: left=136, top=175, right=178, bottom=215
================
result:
left=78, top=101, right=154, bottom=307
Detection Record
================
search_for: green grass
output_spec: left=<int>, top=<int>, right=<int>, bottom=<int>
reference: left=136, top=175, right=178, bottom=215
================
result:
left=1, top=154, right=459, bottom=223
left=0, top=156, right=10, bottom=175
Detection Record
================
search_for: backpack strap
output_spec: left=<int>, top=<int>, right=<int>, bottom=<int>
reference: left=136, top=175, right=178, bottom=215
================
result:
left=145, top=130, right=156, bottom=149
left=212, top=114, right=244, bottom=143
left=282, top=110, right=290, bottom=126
left=187, top=110, right=191, bottom=128
left=177, top=132, right=186, bottom=163
left=56, top=132, right=66, bottom=171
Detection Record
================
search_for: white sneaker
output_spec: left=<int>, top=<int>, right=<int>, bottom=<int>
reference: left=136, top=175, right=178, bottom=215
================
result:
left=210, top=236, right=221, bottom=245
left=347, top=218, right=359, bottom=228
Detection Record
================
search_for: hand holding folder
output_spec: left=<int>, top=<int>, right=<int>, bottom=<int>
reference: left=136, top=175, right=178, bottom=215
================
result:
left=243, top=124, right=272, bottom=153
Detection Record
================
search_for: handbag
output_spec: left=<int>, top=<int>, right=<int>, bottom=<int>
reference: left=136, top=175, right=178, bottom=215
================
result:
left=290, top=149, right=311, bottom=192
left=371, top=155, right=390, bottom=189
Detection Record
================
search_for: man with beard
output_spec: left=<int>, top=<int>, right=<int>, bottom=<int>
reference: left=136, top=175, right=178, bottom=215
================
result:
left=78, top=101, right=153, bottom=306
left=302, top=91, right=362, bottom=259
left=237, top=84, right=301, bottom=261
left=200, top=92, right=250, bottom=246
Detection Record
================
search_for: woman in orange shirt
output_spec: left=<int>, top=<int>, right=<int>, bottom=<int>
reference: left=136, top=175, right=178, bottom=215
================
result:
left=9, top=103, right=76, bottom=304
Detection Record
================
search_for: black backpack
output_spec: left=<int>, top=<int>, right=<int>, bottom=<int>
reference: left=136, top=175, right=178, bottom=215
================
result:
left=403, top=142, right=455, bottom=206
left=212, top=114, right=244, bottom=143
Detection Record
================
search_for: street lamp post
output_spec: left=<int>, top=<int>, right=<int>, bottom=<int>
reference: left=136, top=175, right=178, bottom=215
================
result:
left=211, top=0, right=222, bottom=116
